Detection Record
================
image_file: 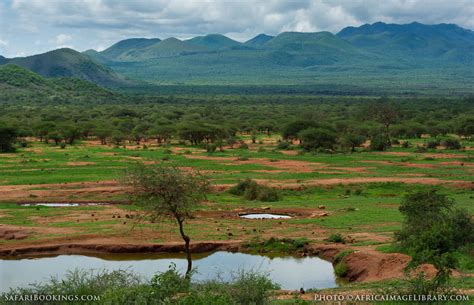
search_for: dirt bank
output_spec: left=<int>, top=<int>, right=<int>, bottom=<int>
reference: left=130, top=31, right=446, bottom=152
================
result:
left=0, top=239, right=438, bottom=284
left=308, top=244, right=437, bottom=283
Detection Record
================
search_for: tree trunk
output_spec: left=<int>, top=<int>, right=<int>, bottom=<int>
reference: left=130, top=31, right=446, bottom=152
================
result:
left=177, top=218, right=192, bottom=279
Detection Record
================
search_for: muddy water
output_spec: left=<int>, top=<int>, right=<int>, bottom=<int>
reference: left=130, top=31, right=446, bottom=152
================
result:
left=0, top=251, right=337, bottom=292
left=240, top=213, right=291, bottom=219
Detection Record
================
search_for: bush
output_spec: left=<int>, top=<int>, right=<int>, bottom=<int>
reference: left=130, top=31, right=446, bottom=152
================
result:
left=334, top=250, right=354, bottom=264
left=239, top=143, right=249, bottom=150
left=326, top=233, right=345, bottom=243
left=244, top=237, right=308, bottom=253
left=276, top=141, right=290, bottom=150
left=298, top=127, right=337, bottom=151
left=401, top=141, right=411, bottom=148
left=229, top=178, right=257, bottom=196
left=228, top=270, right=279, bottom=305
left=395, top=190, right=473, bottom=270
left=150, top=263, right=190, bottom=300
left=3, top=267, right=279, bottom=305
left=415, top=145, right=427, bottom=153
left=369, top=134, right=389, bottom=151
left=206, top=143, right=217, bottom=153
left=255, top=186, right=282, bottom=202
left=0, top=127, right=17, bottom=152
left=230, top=179, right=282, bottom=202
left=425, top=139, right=440, bottom=149
left=334, top=262, right=348, bottom=277
left=59, top=142, right=67, bottom=149
left=441, top=138, right=462, bottom=150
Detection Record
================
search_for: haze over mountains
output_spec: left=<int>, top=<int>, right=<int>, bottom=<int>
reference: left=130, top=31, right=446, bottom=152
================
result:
left=1, top=22, right=473, bottom=95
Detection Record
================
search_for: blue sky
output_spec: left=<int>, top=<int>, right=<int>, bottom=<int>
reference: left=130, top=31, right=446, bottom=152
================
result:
left=1, top=0, right=473, bottom=57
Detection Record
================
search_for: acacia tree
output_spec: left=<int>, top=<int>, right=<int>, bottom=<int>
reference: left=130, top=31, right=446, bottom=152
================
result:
left=370, top=100, right=400, bottom=145
left=123, top=164, right=210, bottom=279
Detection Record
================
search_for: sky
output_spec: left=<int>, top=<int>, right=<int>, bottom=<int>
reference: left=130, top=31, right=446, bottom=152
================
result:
left=0, top=0, right=473, bottom=57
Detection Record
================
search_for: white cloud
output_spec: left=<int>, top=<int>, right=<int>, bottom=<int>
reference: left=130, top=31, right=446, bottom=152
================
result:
left=0, top=39, right=8, bottom=47
left=2, top=0, right=473, bottom=56
left=55, top=34, right=73, bottom=45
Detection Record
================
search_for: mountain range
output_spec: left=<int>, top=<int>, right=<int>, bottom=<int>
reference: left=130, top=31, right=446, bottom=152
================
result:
left=1, top=22, right=473, bottom=95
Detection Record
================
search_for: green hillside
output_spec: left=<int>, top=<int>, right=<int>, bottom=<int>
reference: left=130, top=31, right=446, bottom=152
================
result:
left=81, top=22, right=473, bottom=95
left=187, top=34, right=242, bottom=49
left=0, top=64, right=123, bottom=103
left=1, top=48, right=131, bottom=87
left=101, top=38, right=161, bottom=60
left=245, top=34, right=274, bottom=47
left=2, top=22, right=473, bottom=95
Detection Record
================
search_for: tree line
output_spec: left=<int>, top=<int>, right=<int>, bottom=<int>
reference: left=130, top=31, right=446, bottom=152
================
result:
left=0, top=97, right=473, bottom=152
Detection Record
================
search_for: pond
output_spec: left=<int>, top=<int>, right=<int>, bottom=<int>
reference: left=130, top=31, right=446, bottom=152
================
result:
left=0, top=251, right=337, bottom=292
left=20, top=203, right=110, bottom=207
left=240, top=213, right=292, bottom=219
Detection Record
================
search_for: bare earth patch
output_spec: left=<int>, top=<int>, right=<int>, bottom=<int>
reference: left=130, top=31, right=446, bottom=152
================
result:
left=66, top=161, right=97, bottom=166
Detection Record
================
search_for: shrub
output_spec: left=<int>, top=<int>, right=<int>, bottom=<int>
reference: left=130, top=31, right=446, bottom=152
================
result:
left=150, top=263, right=190, bottom=300
left=441, top=138, right=462, bottom=150
left=239, top=143, right=249, bottom=150
left=415, top=145, right=427, bottom=153
left=59, top=142, right=67, bottom=149
left=206, top=144, right=217, bottom=153
left=401, top=141, right=411, bottom=148
left=334, top=262, right=348, bottom=277
left=229, top=178, right=257, bottom=196
left=230, top=179, right=282, bottom=202
left=298, top=127, right=337, bottom=151
left=369, top=134, right=389, bottom=151
left=326, top=233, right=345, bottom=243
left=256, top=187, right=281, bottom=202
left=276, top=141, right=290, bottom=150
left=334, top=250, right=354, bottom=264
left=395, top=190, right=473, bottom=271
left=228, top=270, right=279, bottom=305
left=425, top=139, right=439, bottom=149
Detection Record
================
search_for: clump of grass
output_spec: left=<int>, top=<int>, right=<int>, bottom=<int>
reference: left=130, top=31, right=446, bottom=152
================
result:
left=229, top=178, right=282, bottom=202
left=243, top=237, right=309, bottom=254
left=334, top=249, right=354, bottom=263
left=326, top=233, right=345, bottom=243
left=334, top=262, right=348, bottom=277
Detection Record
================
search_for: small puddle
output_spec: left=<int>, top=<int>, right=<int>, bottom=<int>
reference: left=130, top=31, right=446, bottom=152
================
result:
left=0, top=251, right=337, bottom=292
left=21, top=203, right=110, bottom=207
left=240, top=213, right=291, bottom=219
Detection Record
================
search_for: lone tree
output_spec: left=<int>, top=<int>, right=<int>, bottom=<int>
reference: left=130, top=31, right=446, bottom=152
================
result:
left=123, top=164, right=210, bottom=279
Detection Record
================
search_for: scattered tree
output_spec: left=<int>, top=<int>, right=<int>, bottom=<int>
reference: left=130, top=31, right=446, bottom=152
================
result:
left=123, top=165, right=210, bottom=279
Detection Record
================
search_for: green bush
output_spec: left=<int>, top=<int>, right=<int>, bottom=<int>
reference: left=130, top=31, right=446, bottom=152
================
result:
left=228, top=270, right=279, bottom=305
left=255, top=186, right=282, bottom=202
left=334, top=250, right=354, bottom=264
left=244, top=237, right=309, bottom=254
left=229, top=178, right=257, bottom=196
left=326, top=233, right=345, bottom=243
left=230, top=179, right=282, bottom=202
left=276, top=141, right=290, bottom=150
left=334, top=262, right=348, bottom=277
left=239, top=143, right=249, bottom=150
left=441, top=137, right=462, bottom=150
left=425, top=139, right=439, bottom=149
left=395, top=190, right=473, bottom=268
left=369, top=134, right=389, bottom=151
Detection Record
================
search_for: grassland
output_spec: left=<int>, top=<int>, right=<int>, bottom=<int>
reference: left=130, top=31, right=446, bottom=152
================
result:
left=0, top=135, right=472, bottom=296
